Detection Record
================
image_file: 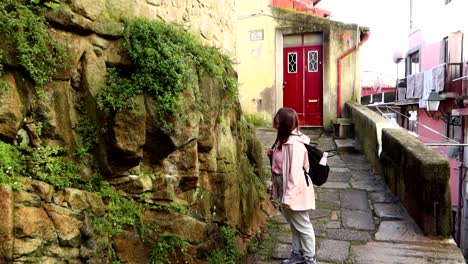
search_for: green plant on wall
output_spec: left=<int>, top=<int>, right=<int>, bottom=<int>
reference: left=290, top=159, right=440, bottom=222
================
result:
left=28, top=0, right=61, bottom=9
left=148, top=233, right=188, bottom=264
left=0, top=0, right=68, bottom=89
left=74, top=113, right=98, bottom=159
left=0, top=142, right=22, bottom=190
left=97, top=18, right=238, bottom=128
left=22, top=145, right=81, bottom=189
left=94, top=183, right=145, bottom=237
left=208, top=226, right=241, bottom=264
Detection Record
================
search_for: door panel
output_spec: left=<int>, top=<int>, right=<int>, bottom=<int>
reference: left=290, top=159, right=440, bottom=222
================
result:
left=283, top=44, right=322, bottom=126
left=304, top=46, right=323, bottom=126
left=283, top=47, right=305, bottom=124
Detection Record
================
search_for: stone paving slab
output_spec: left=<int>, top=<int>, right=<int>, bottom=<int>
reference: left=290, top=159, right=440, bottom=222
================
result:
left=375, top=221, right=429, bottom=242
left=319, top=182, right=350, bottom=189
left=373, top=203, right=406, bottom=220
left=351, top=179, right=386, bottom=192
left=369, top=190, right=398, bottom=203
left=316, top=240, right=350, bottom=262
left=327, top=170, right=351, bottom=182
left=309, top=209, right=332, bottom=220
left=351, top=241, right=465, bottom=264
left=346, top=164, right=373, bottom=171
left=340, top=154, right=369, bottom=164
left=330, top=167, right=350, bottom=173
left=340, top=189, right=369, bottom=211
left=327, top=229, right=371, bottom=242
left=273, top=234, right=292, bottom=244
left=317, top=189, right=339, bottom=203
left=271, top=243, right=291, bottom=259
left=342, top=210, right=375, bottom=231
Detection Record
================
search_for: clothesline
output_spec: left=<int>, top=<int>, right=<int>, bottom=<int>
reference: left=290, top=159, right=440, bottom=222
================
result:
left=376, top=105, right=460, bottom=144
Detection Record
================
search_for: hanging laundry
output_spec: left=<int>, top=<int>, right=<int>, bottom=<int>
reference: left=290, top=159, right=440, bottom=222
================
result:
left=413, top=72, right=424, bottom=99
left=406, top=74, right=416, bottom=99
left=432, top=64, right=445, bottom=92
left=419, top=70, right=434, bottom=108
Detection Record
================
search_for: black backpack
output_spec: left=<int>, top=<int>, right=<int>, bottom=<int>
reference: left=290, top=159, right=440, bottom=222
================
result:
left=303, top=143, right=330, bottom=187
left=269, top=139, right=330, bottom=186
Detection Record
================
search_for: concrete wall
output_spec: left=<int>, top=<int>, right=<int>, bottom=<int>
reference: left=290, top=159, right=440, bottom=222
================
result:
left=347, top=103, right=452, bottom=237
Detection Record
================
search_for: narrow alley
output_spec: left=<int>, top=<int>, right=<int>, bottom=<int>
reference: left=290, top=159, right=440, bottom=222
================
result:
left=250, top=127, right=465, bottom=263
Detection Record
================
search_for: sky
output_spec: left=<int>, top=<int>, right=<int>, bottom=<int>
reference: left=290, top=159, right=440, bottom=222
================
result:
left=316, top=0, right=410, bottom=84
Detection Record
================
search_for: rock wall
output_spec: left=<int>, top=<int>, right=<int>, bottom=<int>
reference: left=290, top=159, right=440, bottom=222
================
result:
left=46, top=0, right=237, bottom=54
left=0, top=0, right=272, bottom=263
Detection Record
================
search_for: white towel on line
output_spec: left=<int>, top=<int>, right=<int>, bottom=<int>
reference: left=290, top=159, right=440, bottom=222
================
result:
left=419, top=70, right=434, bottom=108
left=406, top=74, right=416, bottom=99
left=432, top=64, right=445, bottom=92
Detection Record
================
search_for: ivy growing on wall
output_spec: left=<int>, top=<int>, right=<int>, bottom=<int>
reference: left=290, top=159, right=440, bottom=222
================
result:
left=97, top=18, right=238, bottom=127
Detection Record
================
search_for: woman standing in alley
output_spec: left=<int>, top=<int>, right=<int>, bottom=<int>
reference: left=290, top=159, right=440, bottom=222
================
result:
left=271, top=107, right=317, bottom=264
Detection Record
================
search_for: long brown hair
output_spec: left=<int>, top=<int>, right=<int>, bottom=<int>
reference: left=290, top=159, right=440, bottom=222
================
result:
left=274, top=107, right=299, bottom=150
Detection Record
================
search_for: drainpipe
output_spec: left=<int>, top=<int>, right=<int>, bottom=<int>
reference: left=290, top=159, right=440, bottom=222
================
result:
left=337, top=31, right=370, bottom=118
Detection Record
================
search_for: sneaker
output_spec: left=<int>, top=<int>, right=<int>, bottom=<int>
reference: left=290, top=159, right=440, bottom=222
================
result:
left=304, top=256, right=317, bottom=264
left=281, top=250, right=304, bottom=264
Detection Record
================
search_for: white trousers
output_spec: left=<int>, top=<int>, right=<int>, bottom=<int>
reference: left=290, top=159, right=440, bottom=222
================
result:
left=282, top=205, right=316, bottom=257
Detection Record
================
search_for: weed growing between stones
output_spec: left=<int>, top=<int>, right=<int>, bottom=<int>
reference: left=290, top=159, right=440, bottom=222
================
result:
left=243, top=112, right=273, bottom=127
left=74, top=113, right=98, bottom=160
left=96, top=17, right=238, bottom=130
left=208, top=226, right=241, bottom=264
left=148, top=233, right=189, bottom=264
left=93, top=183, right=145, bottom=237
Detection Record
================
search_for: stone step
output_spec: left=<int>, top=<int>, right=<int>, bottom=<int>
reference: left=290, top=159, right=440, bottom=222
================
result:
left=334, top=138, right=358, bottom=153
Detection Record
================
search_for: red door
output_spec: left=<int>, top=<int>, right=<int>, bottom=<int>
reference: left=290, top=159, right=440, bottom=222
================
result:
left=283, top=45, right=323, bottom=126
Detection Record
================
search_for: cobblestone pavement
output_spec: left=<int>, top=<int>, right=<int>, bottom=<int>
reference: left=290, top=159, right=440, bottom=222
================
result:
left=249, top=127, right=465, bottom=264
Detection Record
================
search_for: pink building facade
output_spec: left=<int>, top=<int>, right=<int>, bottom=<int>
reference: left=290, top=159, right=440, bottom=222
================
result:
left=394, top=0, right=468, bottom=255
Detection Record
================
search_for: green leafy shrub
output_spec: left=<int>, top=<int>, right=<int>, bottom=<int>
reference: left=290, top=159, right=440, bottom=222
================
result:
left=22, top=145, right=81, bottom=189
left=0, top=142, right=22, bottom=190
left=94, top=183, right=145, bottom=237
left=148, top=233, right=188, bottom=264
left=0, top=0, right=68, bottom=88
left=97, top=18, right=238, bottom=127
left=74, top=113, right=98, bottom=159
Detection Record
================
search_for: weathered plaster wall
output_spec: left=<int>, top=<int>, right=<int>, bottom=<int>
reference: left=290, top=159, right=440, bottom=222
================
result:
left=236, top=14, right=277, bottom=114
left=347, top=102, right=452, bottom=237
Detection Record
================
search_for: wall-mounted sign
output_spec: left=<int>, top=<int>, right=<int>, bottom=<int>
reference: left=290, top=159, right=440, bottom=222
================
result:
left=250, top=29, right=264, bottom=41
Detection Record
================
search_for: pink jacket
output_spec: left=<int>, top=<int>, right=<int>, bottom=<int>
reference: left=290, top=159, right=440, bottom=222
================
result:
left=281, top=131, right=316, bottom=211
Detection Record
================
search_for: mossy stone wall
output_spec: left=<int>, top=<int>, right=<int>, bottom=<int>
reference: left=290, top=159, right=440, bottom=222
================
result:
left=380, top=129, right=452, bottom=237
left=347, top=102, right=452, bottom=237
